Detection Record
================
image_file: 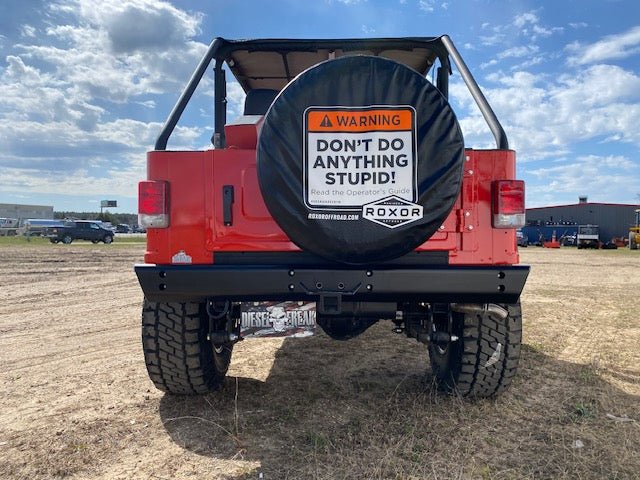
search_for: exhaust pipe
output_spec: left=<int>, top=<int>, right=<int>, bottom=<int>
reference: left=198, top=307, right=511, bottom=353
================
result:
left=450, top=303, right=509, bottom=320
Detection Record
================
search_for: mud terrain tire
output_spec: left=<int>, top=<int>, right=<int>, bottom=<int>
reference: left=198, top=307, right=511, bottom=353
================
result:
left=142, top=300, right=232, bottom=394
left=429, top=302, right=521, bottom=397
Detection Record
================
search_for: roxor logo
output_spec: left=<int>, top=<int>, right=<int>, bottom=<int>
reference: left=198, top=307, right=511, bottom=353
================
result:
left=362, top=195, right=423, bottom=229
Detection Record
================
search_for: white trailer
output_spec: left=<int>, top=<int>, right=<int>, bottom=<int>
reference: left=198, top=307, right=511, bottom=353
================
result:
left=0, top=218, right=19, bottom=236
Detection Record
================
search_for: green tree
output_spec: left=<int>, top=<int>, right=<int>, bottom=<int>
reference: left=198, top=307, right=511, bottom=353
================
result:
left=97, top=211, right=118, bottom=224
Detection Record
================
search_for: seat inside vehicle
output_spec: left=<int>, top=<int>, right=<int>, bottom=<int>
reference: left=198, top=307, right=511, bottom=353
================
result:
left=244, top=89, right=278, bottom=115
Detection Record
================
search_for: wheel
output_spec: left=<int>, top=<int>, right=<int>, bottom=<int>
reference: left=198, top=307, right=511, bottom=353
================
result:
left=49, top=238, right=58, bottom=244
left=257, top=55, right=464, bottom=264
left=141, top=300, right=233, bottom=394
left=429, top=302, right=522, bottom=397
left=103, top=235, right=113, bottom=244
left=91, top=239, right=99, bottom=244
left=62, top=235, right=72, bottom=244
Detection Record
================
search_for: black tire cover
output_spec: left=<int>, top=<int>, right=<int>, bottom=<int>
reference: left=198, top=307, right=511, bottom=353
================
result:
left=257, top=55, right=464, bottom=264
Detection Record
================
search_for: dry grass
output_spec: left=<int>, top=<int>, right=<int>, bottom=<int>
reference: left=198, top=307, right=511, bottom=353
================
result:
left=0, top=245, right=639, bottom=479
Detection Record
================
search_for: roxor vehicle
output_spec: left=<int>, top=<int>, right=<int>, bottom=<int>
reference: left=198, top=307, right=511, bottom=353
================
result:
left=45, top=220, right=114, bottom=244
left=136, top=36, right=529, bottom=398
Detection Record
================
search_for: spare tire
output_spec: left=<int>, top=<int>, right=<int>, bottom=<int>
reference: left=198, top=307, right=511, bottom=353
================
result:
left=257, top=55, right=464, bottom=264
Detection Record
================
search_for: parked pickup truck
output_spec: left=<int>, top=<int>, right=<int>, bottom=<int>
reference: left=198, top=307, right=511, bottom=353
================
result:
left=45, top=220, right=114, bottom=244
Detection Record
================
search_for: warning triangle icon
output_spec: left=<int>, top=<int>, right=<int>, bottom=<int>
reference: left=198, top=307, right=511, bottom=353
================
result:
left=319, top=115, right=333, bottom=127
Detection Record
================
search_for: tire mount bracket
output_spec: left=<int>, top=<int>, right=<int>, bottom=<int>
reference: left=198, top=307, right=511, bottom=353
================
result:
left=400, top=302, right=507, bottom=347
left=206, top=300, right=242, bottom=345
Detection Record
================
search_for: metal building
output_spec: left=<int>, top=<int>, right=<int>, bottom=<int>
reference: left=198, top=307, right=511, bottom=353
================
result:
left=526, top=200, right=639, bottom=243
left=0, top=203, right=54, bottom=223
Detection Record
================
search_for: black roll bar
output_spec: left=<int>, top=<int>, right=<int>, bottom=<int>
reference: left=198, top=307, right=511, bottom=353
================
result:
left=154, top=36, right=509, bottom=151
left=154, top=38, right=223, bottom=151
left=440, top=35, right=509, bottom=150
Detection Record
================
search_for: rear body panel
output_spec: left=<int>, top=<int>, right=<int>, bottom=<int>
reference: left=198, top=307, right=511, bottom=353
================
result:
left=143, top=146, right=519, bottom=267
left=139, top=36, right=527, bottom=306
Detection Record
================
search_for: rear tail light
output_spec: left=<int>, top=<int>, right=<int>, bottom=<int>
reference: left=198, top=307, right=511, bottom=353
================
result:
left=492, top=180, right=525, bottom=228
left=138, top=180, right=169, bottom=228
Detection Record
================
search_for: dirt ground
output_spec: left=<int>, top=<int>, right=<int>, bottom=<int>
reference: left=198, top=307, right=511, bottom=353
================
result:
left=1, top=243, right=639, bottom=479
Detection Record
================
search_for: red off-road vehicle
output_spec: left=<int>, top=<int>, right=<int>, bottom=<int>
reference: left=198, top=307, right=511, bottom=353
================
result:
left=136, top=36, right=529, bottom=397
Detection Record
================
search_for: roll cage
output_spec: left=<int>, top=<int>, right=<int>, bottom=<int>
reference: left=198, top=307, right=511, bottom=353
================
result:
left=155, top=35, right=508, bottom=152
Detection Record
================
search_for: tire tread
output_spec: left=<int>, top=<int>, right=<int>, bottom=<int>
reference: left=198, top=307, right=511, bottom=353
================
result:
left=141, top=300, right=231, bottom=395
left=429, top=302, right=522, bottom=398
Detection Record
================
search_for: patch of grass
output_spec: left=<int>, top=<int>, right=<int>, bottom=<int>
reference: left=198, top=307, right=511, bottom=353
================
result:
left=0, top=235, right=50, bottom=246
left=523, top=342, right=547, bottom=353
left=307, top=431, right=331, bottom=450
left=112, top=235, right=147, bottom=243
left=0, top=234, right=146, bottom=247
left=569, top=400, right=598, bottom=421
left=578, top=362, right=601, bottom=385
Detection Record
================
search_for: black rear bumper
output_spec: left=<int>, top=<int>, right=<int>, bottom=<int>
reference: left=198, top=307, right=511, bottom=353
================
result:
left=135, top=263, right=529, bottom=304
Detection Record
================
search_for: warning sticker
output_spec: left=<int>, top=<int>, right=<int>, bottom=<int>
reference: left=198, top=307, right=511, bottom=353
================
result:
left=304, top=106, right=417, bottom=211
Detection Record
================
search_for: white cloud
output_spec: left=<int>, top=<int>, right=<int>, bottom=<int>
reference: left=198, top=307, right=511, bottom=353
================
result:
left=514, top=12, right=539, bottom=28
left=0, top=55, right=102, bottom=130
left=567, top=25, right=640, bottom=65
left=480, top=59, right=498, bottom=69
left=418, top=0, right=435, bottom=13
left=0, top=114, right=201, bottom=201
left=512, top=10, right=563, bottom=40
left=88, top=0, right=202, bottom=53
left=19, top=0, right=208, bottom=103
left=362, top=24, right=376, bottom=34
left=450, top=65, right=640, bottom=160
left=510, top=56, right=544, bottom=70
left=136, top=100, right=156, bottom=109
left=0, top=0, right=210, bottom=204
left=482, top=45, right=544, bottom=70
left=20, top=25, right=36, bottom=38
left=480, top=34, right=506, bottom=46
left=498, top=45, right=539, bottom=60
left=526, top=155, right=638, bottom=207
left=226, top=81, right=246, bottom=121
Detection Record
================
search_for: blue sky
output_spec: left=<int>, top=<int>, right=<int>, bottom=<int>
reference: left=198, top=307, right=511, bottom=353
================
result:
left=1, top=0, right=639, bottom=213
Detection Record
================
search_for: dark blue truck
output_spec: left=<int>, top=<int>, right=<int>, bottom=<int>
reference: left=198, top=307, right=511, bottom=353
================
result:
left=44, top=220, right=114, bottom=244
